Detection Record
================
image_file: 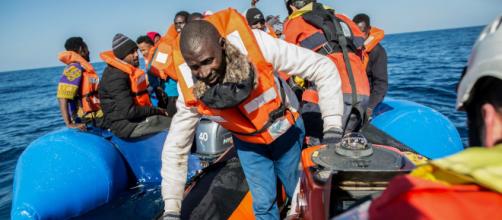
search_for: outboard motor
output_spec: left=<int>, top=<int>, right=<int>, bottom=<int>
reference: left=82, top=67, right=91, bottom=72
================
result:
left=194, top=118, right=234, bottom=167
left=297, top=132, right=416, bottom=219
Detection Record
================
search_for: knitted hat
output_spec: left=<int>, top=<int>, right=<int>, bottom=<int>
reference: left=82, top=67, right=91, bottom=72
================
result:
left=246, top=8, right=265, bottom=25
left=112, top=33, right=137, bottom=59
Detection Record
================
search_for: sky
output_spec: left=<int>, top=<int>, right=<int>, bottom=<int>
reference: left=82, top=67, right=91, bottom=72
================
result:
left=0, top=0, right=500, bottom=72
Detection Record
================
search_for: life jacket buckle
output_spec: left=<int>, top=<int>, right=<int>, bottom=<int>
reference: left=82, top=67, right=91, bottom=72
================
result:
left=319, top=43, right=334, bottom=55
left=269, top=105, right=286, bottom=122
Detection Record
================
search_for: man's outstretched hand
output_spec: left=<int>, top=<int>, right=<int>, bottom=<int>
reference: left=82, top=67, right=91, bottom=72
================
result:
left=68, top=123, right=87, bottom=131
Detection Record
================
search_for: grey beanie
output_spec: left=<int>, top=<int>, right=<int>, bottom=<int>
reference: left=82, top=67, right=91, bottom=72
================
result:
left=112, top=33, right=137, bottom=59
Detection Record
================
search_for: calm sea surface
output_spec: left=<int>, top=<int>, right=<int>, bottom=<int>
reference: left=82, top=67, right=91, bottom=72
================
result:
left=0, top=26, right=482, bottom=219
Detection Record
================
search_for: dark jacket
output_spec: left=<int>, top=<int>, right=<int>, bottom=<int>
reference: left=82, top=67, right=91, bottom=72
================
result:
left=366, top=43, right=388, bottom=109
left=99, top=66, right=162, bottom=138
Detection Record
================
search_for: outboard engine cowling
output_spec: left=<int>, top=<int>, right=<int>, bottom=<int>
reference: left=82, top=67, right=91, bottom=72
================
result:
left=194, top=118, right=233, bottom=166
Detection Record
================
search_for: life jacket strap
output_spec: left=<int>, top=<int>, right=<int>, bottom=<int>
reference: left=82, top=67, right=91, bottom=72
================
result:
left=300, top=32, right=328, bottom=51
left=131, top=89, right=149, bottom=97
left=82, top=90, right=98, bottom=98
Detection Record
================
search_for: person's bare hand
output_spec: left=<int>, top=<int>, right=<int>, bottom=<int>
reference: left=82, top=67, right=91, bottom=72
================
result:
left=68, top=123, right=87, bottom=131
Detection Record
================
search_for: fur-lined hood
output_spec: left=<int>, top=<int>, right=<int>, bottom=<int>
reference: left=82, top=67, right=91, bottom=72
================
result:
left=193, top=42, right=257, bottom=99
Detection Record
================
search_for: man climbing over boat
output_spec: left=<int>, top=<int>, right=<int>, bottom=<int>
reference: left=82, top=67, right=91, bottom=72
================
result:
left=160, top=8, right=345, bottom=220
left=337, top=15, right=502, bottom=220
left=98, top=33, right=172, bottom=139
left=353, top=13, right=388, bottom=118
left=57, top=37, right=103, bottom=131
left=282, top=0, right=370, bottom=134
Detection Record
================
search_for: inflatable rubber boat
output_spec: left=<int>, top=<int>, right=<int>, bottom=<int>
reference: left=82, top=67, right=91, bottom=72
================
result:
left=10, top=98, right=464, bottom=219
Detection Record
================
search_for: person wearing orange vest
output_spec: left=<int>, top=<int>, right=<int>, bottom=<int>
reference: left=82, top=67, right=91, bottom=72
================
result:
left=57, top=37, right=103, bottom=131
left=137, top=35, right=175, bottom=114
left=174, top=11, right=190, bottom=34
left=98, top=33, right=171, bottom=139
left=160, top=9, right=345, bottom=220
left=335, top=15, right=502, bottom=220
left=353, top=13, right=388, bottom=118
left=283, top=0, right=370, bottom=134
left=146, top=24, right=182, bottom=119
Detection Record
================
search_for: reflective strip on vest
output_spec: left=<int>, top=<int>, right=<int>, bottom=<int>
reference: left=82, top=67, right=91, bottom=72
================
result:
left=137, top=73, right=147, bottom=85
left=205, top=115, right=227, bottom=123
left=227, top=31, right=248, bottom=55
left=268, top=115, right=293, bottom=140
left=179, top=62, right=194, bottom=88
left=155, top=51, right=169, bottom=64
left=90, top=96, right=100, bottom=104
left=364, top=35, right=376, bottom=47
left=244, top=87, right=277, bottom=114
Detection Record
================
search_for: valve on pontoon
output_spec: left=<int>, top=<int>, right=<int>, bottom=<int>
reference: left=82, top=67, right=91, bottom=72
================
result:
left=310, top=132, right=415, bottom=216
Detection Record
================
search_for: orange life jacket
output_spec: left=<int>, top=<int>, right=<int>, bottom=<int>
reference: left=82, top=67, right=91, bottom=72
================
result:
left=58, top=51, right=101, bottom=114
left=369, top=175, right=502, bottom=220
left=173, top=8, right=299, bottom=145
left=283, top=12, right=370, bottom=98
left=362, top=27, right=385, bottom=69
left=100, top=51, right=152, bottom=107
left=146, top=24, right=179, bottom=81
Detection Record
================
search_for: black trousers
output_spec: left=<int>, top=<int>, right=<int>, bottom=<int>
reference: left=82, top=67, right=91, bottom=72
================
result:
left=129, top=115, right=172, bottom=138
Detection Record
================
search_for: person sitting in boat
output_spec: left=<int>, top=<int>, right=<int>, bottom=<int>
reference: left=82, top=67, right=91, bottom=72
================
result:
left=136, top=35, right=175, bottom=114
left=137, top=35, right=155, bottom=63
left=98, top=33, right=171, bottom=139
left=353, top=13, right=388, bottom=118
left=57, top=37, right=103, bottom=131
left=336, top=15, right=502, bottom=220
left=174, top=11, right=189, bottom=33
left=283, top=0, right=370, bottom=134
left=160, top=9, right=345, bottom=220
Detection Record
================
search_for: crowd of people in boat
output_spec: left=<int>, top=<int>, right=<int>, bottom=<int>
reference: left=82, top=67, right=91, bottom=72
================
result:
left=55, top=0, right=502, bottom=219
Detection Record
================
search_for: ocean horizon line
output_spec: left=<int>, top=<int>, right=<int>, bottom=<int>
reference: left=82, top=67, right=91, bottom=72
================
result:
left=0, top=25, right=483, bottom=74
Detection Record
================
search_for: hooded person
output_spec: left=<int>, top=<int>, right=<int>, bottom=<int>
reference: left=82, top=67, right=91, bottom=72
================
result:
left=147, top=31, right=161, bottom=44
left=98, top=33, right=172, bottom=139
left=160, top=8, right=345, bottom=220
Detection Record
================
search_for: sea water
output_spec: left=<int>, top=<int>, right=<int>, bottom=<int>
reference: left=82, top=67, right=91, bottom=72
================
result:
left=0, top=26, right=482, bottom=219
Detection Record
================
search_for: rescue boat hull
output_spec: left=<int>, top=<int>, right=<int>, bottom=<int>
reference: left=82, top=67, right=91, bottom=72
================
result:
left=10, top=99, right=463, bottom=219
